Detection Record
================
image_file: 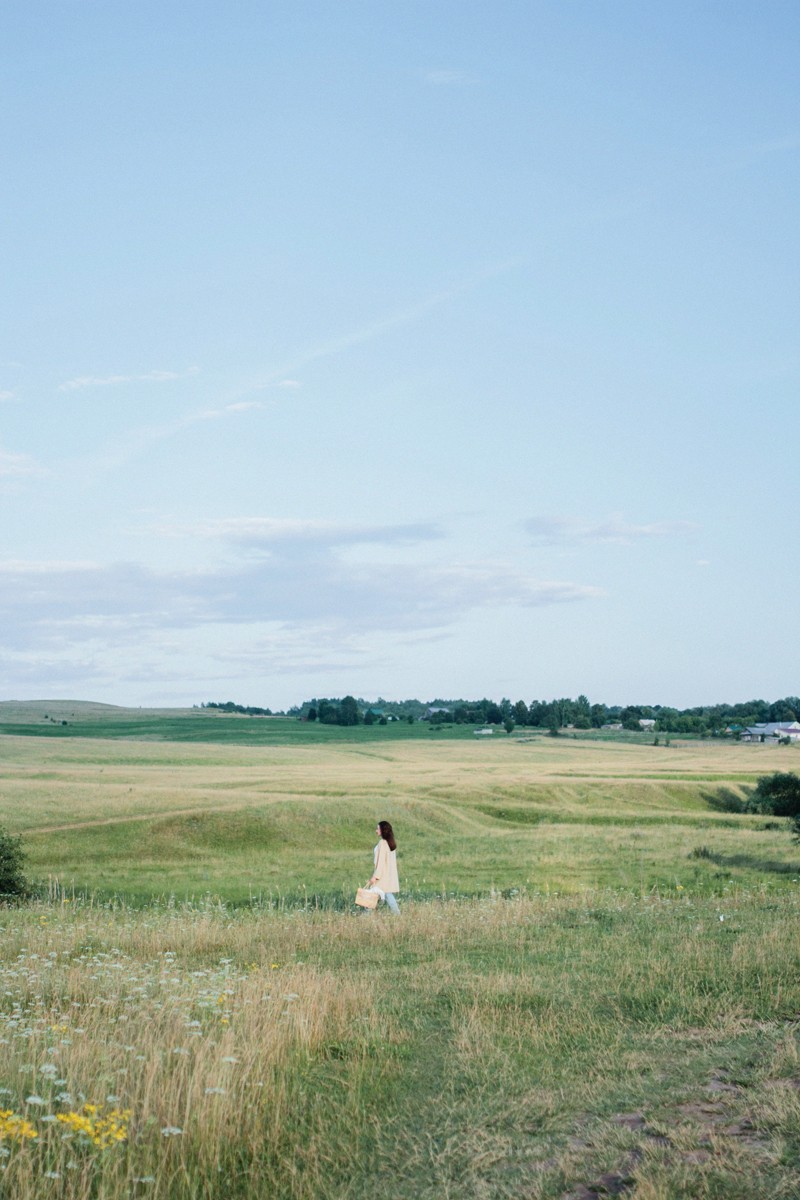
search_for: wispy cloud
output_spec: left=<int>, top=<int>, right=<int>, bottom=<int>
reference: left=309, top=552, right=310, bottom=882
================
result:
left=0, top=541, right=601, bottom=657
left=525, top=515, right=697, bottom=545
left=156, top=517, right=443, bottom=548
left=243, top=259, right=522, bottom=396
left=192, top=400, right=263, bottom=420
left=58, top=368, right=198, bottom=393
left=0, top=516, right=604, bottom=699
left=84, top=400, right=264, bottom=477
left=0, top=446, right=47, bottom=479
left=0, top=390, right=15, bottom=402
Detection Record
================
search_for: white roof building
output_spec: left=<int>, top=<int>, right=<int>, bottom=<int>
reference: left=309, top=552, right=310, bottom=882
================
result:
left=740, top=721, right=800, bottom=743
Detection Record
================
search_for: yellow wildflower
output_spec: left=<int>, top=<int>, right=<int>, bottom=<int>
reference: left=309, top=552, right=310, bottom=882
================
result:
left=57, top=1104, right=130, bottom=1150
left=0, top=1110, right=38, bottom=1142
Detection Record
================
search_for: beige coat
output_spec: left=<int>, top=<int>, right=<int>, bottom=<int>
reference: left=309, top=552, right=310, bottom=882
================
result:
left=373, top=839, right=399, bottom=893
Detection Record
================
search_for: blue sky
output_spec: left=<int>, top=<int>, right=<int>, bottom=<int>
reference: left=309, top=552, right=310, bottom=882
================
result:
left=1, top=0, right=798, bottom=709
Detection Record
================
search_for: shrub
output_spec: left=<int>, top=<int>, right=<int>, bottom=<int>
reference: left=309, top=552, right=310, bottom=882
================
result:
left=747, top=772, right=800, bottom=817
left=0, top=825, right=28, bottom=901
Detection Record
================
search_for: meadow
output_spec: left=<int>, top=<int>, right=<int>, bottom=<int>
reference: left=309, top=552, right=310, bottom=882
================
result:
left=0, top=715, right=798, bottom=1197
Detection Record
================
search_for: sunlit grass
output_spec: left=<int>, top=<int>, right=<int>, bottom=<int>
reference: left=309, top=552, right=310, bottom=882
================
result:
left=2, top=735, right=799, bottom=902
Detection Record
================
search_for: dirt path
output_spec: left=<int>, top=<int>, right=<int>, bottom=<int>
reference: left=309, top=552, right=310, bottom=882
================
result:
left=27, top=802, right=250, bottom=835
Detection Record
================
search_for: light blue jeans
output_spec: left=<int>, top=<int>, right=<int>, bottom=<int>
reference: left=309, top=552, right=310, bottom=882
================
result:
left=363, top=891, right=400, bottom=915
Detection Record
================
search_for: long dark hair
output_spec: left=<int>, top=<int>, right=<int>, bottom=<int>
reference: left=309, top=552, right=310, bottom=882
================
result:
left=378, top=820, right=396, bottom=852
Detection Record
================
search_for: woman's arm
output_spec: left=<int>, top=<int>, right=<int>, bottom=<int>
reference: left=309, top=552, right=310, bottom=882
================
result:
left=370, top=839, right=388, bottom=885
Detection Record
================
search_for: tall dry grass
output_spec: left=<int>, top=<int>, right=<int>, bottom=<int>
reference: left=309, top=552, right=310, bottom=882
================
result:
left=0, top=890, right=798, bottom=1198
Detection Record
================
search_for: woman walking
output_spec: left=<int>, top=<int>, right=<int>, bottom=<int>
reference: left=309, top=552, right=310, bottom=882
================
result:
left=367, top=820, right=400, bottom=914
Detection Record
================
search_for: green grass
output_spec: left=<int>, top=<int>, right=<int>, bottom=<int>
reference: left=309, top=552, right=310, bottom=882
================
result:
left=0, top=892, right=797, bottom=1199
left=2, top=731, right=799, bottom=904
left=0, top=701, right=483, bottom=744
left=0, top=724, right=798, bottom=1196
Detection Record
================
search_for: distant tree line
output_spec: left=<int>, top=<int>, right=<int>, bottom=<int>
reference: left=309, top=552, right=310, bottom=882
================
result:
left=202, top=701, right=274, bottom=716
left=200, top=694, right=799, bottom=735
left=286, top=694, right=800, bottom=734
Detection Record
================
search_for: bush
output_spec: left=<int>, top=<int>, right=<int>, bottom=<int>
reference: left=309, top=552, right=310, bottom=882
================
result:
left=0, top=826, right=28, bottom=901
left=747, top=772, right=800, bottom=817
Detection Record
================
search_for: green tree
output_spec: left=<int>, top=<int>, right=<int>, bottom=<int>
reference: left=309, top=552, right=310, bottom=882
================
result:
left=747, top=772, right=800, bottom=818
left=504, top=718, right=515, bottom=735
left=317, top=699, right=339, bottom=724
left=0, top=826, right=28, bottom=900
left=339, top=696, right=360, bottom=726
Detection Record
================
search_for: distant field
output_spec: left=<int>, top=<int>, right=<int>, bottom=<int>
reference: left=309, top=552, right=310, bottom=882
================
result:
left=0, top=698, right=734, bottom=747
left=1, top=724, right=798, bottom=903
left=0, top=699, right=472, bottom=744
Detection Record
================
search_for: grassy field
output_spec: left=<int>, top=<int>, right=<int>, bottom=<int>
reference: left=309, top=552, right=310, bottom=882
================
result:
left=0, top=719, right=798, bottom=1197
left=1, top=729, right=798, bottom=902
left=0, top=893, right=797, bottom=1200
left=0, top=699, right=714, bottom=747
left=0, top=700, right=475, bottom=745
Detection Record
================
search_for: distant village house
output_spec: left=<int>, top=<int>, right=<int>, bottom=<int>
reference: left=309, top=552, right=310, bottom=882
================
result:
left=740, top=721, right=800, bottom=744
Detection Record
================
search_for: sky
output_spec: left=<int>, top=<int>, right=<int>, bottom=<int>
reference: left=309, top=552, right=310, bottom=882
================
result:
left=1, top=0, right=798, bottom=711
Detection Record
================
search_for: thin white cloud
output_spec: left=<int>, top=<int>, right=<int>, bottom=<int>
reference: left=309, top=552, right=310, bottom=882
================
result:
left=277, top=379, right=301, bottom=390
left=191, top=401, right=264, bottom=421
left=0, top=558, right=98, bottom=573
left=58, top=367, right=198, bottom=393
left=156, top=517, right=443, bottom=548
left=84, top=400, right=264, bottom=477
left=243, top=258, right=522, bottom=397
left=0, top=390, right=15, bottom=402
left=525, top=515, right=698, bottom=545
left=0, top=446, right=47, bottom=479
